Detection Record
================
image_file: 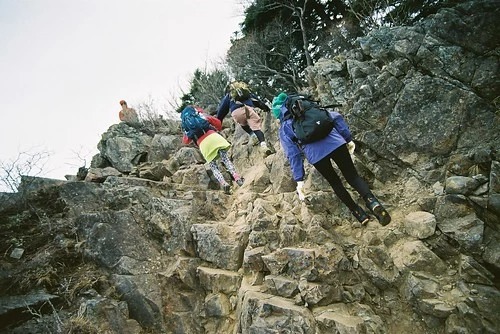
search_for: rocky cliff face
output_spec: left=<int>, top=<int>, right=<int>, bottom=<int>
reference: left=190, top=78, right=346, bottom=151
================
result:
left=1, top=1, right=499, bottom=333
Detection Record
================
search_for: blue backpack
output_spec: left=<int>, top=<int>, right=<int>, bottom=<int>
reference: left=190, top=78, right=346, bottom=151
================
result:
left=181, top=106, right=212, bottom=140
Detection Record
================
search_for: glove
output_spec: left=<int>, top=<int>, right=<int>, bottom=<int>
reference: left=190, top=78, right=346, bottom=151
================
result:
left=296, top=181, right=305, bottom=201
left=347, top=141, right=356, bottom=155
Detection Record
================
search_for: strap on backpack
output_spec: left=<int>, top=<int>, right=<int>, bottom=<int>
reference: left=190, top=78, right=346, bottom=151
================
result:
left=244, top=105, right=251, bottom=119
left=322, top=104, right=343, bottom=109
left=292, top=99, right=305, bottom=116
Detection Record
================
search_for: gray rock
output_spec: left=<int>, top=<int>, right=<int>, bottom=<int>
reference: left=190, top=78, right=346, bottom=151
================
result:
left=390, top=240, right=447, bottom=274
left=490, top=161, right=500, bottom=194
left=459, top=255, right=494, bottom=285
left=197, top=266, right=242, bottom=295
left=191, top=223, right=247, bottom=271
left=204, top=293, right=231, bottom=317
left=262, top=248, right=317, bottom=281
left=3, top=2, right=500, bottom=334
left=264, top=275, right=299, bottom=298
left=445, top=176, right=479, bottom=195
left=404, top=211, right=437, bottom=239
left=112, top=274, right=164, bottom=332
left=400, top=271, right=440, bottom=302
left=85, top=166, right=122, bottom=183
left=238, top=291, right=316, bottom=334
left=9, top=247, right=24, bottom=259
left=437, top=214, right=484, bottom=254
left=97, top=123, right=152, bottom=173
left=298, top=279, right=342, bottom=306
left=359, top=245, right=400, bottom=289
left=0, top=290, right=58, bottom=316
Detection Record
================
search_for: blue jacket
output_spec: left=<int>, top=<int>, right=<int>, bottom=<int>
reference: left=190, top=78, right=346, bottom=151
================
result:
left=216, top=93, right=258, bottom=121
left=278, top=108, right=353, bottom=181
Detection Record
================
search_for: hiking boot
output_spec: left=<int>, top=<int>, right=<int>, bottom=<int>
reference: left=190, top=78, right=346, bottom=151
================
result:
left=266, top=142, right=276, bottom=154
left=223, top=184, right=232, bottom=194
left=236, top=178, right=245, bottom=187
left=365, top=196, right=391, bottom=226
left=260, top=142, right=272, bottom=156
left=249, top=133, right=259, bottom=146
left=351, top=205, right=369, bottom=225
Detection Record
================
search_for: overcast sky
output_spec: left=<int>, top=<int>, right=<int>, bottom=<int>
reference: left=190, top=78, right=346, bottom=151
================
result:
left=0, top=0, right=242, bottom=190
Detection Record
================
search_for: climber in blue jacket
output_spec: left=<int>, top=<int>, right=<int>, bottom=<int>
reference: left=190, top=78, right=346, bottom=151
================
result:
left=271, top=92, right=391, bottom=226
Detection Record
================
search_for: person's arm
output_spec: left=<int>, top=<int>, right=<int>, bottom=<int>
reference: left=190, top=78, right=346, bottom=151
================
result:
left=330, top=111, right=352, bottom=143
left=119, top=110, right=125, bottom=121
left=182, top=133, right=192, bottom=145
left=216, top=95, right=230, bottom=121
left=250, top=94, right=270, bottom=112
left=206, top=115, right=222, bottom=131
left=279, top=123, right=305, bottom=181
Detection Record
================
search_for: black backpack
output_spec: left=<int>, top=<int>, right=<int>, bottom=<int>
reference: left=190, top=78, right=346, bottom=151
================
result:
left=285, top=94, right=335, bottom=144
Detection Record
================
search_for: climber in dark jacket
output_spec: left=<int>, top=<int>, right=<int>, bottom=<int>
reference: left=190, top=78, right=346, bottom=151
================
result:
left=216, top=86, right=272, bottom=155
left=271, top=92, right=391, bottom=226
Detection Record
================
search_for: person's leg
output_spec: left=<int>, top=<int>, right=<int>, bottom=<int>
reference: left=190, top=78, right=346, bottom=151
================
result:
left=313, top=155, right=358, bottom=211
left=241, top=124, right=254, bottom=135
left=330, top=144, right=371, bottom=198
left=253, top=130, right=265, bottom=143
left=208, top=160, right=231, bottom=193
left=231, top=107, right=249, bottom=128
left=313, top=153, right=369, bottom=224
left=331, top=144, right=390, bottom=225
left=232, top=107, right=260, bottom=145
left=246, top=108, right=264, bottom=142
left=218, top=149, right=244, bottom=186
left=241, top=125, right=260, bottom=146
left=241, top=124, right=253, bottom=135
left=246, top=108, right=273, bottom=154
left=234, top=106, right=271, bottom=154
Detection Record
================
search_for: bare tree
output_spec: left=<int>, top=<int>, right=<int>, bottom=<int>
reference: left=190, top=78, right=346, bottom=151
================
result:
left=346, top=0, right=397, bottom=31
left=228, top=19, right=306, bottom=95
left=275, top=0, right=313, bottom=66
left=169, top=58, right=231, bottom=114
left=345, top=0, right=453, bottom=32
left=0, top=149, right=51, bottom=192
left=190, top=58, right=231, bottom=110
left=133, top=95, right=181, bottom=134
left=166, top=82, right=189, bottom=114
left=135, top=95, right=163, bottom=129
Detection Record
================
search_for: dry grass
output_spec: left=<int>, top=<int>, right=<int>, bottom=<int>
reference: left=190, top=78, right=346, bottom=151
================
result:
left=63, top=315, right=99, bottom=334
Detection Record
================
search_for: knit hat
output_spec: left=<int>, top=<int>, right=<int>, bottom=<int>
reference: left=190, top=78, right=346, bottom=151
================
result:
left=271, top=92, right=288, bottom=119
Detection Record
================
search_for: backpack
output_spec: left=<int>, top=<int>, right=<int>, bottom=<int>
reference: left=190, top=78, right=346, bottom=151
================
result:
left=285, top=94, right=335, bottom=144
left=194, top=106, right=222, bottom=131
left=180, top=106, right=212, bottom=140
left=229, top=81, right=251, bottom=102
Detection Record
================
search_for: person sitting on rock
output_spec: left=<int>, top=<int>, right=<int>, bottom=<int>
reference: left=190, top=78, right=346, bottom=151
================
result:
left=181, top=105, right=244, bottom=194
left=118, top=100, right=155, bottom=136
left=118, top=100, right=141, bottom=128
left=271, top=92, right=391, bottom=226
left=216, top=82, right=273, bottom=156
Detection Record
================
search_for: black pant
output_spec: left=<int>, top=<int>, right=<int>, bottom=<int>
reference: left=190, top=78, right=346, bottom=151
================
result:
left=242, top=124, right=265, bottom=142
left=312, top=144, right=371, bottom=211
